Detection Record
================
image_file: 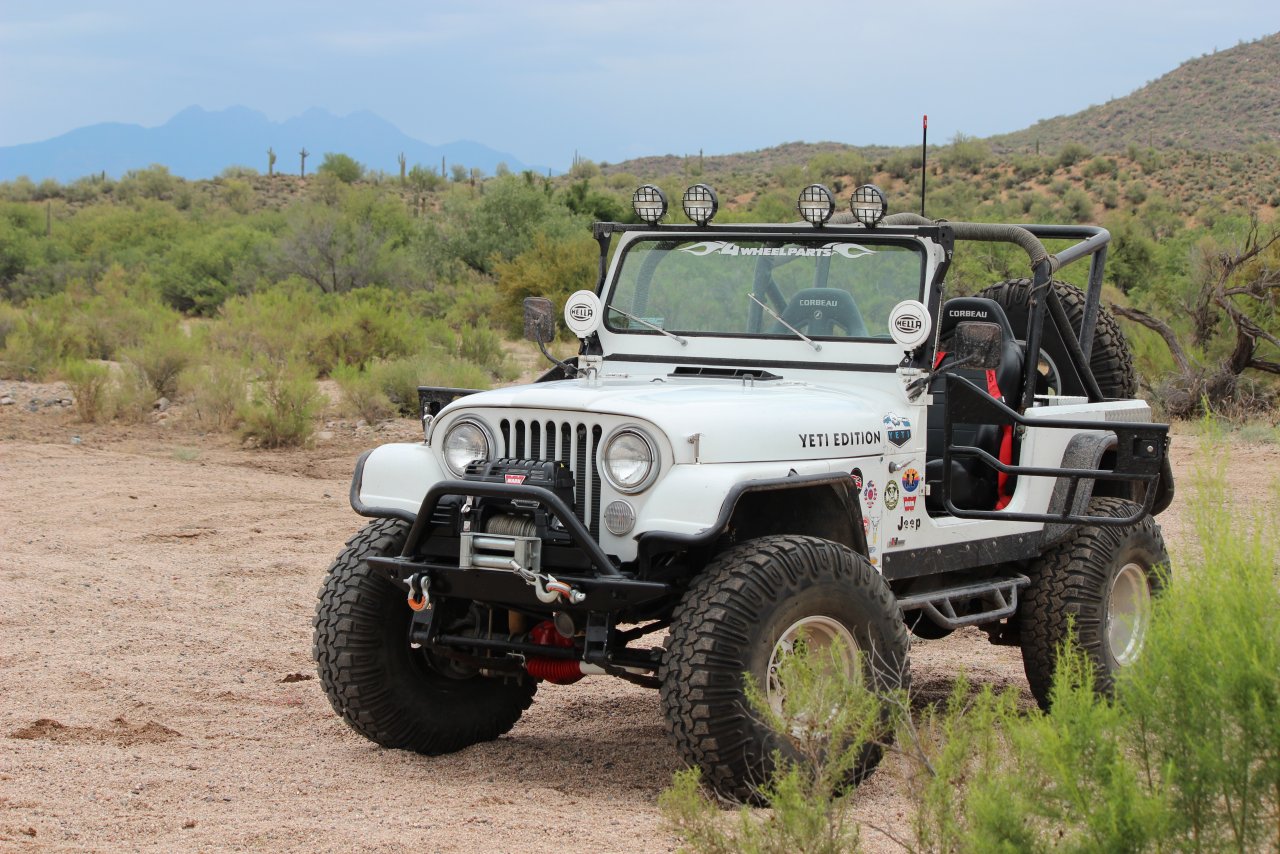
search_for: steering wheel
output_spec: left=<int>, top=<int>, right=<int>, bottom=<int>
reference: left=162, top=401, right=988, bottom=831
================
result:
left=770, top=288, right=868, bottom=337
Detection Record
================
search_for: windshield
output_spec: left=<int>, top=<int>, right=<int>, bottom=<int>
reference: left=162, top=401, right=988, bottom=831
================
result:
left=606, top=236, right=925, bottom=341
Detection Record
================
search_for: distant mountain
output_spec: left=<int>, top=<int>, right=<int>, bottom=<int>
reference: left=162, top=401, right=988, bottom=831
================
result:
left=0, top=106, right=540, bottom=182
left=989, top=33, right=1280, bottom=154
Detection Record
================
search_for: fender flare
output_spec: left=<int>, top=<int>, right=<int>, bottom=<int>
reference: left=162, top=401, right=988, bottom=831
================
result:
left=1041, top=431, right=1175, bottom=547
left=349, top=444, right=445, bottom=524
left=636, top=471, right=866, bottom=563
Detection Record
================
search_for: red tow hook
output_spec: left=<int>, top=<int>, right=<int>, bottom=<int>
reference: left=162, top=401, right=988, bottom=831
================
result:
left=525, top=620, right=583, bottom=685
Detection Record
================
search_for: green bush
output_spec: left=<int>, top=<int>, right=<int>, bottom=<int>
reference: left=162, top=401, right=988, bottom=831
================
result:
left=180, top=356, right=248, bottom=431
left=318, top=152, right=365, bottom=184
left=373, top=353, right=490, bottom=417
left=122, top=330, right=198, bottom=399
left=238, top=359, right=321, bottom=448
left=61, top=359, right=112, bottom=423
left=109, top=364, right=155, bottom=424
left=332, top=363, right=394, bottom=424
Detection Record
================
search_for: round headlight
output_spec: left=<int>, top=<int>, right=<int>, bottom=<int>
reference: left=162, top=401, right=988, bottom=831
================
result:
left=632, top=185, right=668, bottom=224
left=601, top=428, right=659, bottom=493
left=681, top=183, right=719, bottom=226
left=850, top=184, right=888, bottom=227
left=797, top=184, right=835, bottom=226
left=442, top=419, right=491, bottom=476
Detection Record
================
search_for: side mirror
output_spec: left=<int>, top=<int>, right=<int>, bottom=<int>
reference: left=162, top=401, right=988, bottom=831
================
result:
left=952, top=321, right=1003, bottom=371
left=523, top=297, right=555, bottom=343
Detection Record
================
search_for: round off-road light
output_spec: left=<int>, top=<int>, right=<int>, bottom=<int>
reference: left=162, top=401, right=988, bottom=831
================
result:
left=442, top=418, right=492, bottom=476
left=601, top=427, right=659, bottom=493
left=603, top=500, right=637, bottom=535
left=797, top=184, right=835, bottom=226
left=632, top=185, right=668, bottom=224
left=681, top=183, right=719, bottom=225
left=850, top=184, right=888, bottom=227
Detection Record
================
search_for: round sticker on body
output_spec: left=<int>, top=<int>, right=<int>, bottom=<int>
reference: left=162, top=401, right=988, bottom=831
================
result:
left=888, top=300, right=931, bottom=349
left=564, top=290, right=603, bottom=338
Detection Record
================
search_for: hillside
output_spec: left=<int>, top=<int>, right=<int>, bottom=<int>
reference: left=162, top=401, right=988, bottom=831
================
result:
left=981, top=34, right=1280, bottom=155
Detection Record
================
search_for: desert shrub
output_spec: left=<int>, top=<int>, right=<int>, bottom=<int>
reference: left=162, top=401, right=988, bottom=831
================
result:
left=238, top=359, right=321, bottom=448
left=109, top=364, right=155, bottom=424
left=0, top=295, right=89, bottom=379
left=180, top=356, right=248, bottom=431
left=121, top=330, right=198, bottom=399
left=493, top=230, right=600, bottom=336
left=373, top=353, right=490, bottom=417
left=0, top=301, right=21, bottom=350
left=318, top=153, right=364, bottom=184
left=304, top=289, right=420, bottom=375
left=332, top=363, right=394, bottom=424
left=1056, top=142, right=1092, bottom=169
left=458, top=320, right=508, bottom=374
left=214, top=281, right=319, bottom=365
left=61, top=359, right=112, bottom=423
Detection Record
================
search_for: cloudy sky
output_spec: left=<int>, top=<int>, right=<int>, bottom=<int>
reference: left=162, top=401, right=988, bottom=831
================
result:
left=0, top=1, right=1274, bottom=169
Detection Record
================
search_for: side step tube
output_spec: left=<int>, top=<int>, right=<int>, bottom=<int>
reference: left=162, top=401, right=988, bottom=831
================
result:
left=897, top=574, right=1029, bottom=630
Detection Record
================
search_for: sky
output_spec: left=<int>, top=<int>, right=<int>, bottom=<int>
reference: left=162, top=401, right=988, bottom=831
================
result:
left=1, top=1, right=1275, bottom=171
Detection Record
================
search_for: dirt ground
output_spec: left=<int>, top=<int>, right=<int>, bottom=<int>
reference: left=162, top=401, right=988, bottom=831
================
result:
left=1, top=379, right=1272, bottom=852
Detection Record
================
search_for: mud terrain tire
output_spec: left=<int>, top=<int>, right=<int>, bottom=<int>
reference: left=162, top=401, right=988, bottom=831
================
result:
left=314, top=518, right=536, bottom=753
left=660, top=535, right=909, bottom=802
left=981, top=278, right=1137, bottom=399
left=1019, top=497, right=1167, bottom=709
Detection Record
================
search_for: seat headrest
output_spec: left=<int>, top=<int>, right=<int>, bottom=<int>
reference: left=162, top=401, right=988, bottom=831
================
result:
left=939, top=297, right=1016, bottom=340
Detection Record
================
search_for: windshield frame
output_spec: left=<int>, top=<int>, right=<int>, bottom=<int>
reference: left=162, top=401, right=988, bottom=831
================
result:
left=601, top=229, right=929, bottom=344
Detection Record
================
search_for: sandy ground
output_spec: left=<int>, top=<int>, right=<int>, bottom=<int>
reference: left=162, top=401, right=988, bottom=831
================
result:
left=1, top=380, right=1272, bottom=852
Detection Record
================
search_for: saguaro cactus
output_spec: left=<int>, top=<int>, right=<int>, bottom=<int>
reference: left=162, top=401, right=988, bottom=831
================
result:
left=300, top=148, right=310, bottom=177
left=268, top=147, right=277, bottom=177
left=398, top=152, right=407, bottom=183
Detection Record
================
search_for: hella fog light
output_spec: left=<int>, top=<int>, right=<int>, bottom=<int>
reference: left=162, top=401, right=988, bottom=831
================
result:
left=850, top=184, right=888, bottom=227
left=601, top=427, right=659, bottom=493
left=603, top=500, right=637, bottom=535
left=442, top=419, right=492, bottom=476
left=797, top=184, right=835, bottom=226
left=681, top=183, right=719, bottom=225
left=632, top=185, right=668, bottom=224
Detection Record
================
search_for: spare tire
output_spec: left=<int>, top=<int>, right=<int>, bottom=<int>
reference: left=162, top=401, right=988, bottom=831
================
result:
left=979, top=278, right=1137, bottom=400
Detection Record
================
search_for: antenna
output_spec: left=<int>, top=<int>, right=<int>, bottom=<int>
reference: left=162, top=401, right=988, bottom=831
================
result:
left=920, top=114, right=928, bottom=217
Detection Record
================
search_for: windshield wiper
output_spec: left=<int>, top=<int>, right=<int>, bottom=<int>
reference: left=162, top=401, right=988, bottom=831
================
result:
left=748, top=293, right=821, bottom=351
left=608, top=306, right=687, bottom=346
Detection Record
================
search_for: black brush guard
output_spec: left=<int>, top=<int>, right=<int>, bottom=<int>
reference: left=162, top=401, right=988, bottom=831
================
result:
left=942, top=374, right=1168, bottom=526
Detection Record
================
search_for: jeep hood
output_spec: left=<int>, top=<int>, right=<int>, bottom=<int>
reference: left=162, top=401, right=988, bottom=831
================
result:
left=443, top=378, right=898, bottom=463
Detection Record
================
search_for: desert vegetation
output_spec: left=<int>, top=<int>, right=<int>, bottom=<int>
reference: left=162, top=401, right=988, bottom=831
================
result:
left=662, top=433, right=1279, bottom=852
left=4, top=37, right=1280, bottom=442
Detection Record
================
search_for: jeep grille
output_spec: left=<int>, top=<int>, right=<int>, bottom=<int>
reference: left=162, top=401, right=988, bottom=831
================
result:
left=498, top=418, right=603, bottom=539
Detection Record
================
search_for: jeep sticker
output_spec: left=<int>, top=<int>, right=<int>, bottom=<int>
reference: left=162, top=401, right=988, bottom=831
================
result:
left=884, top=479, right=900, bottom=511
left=799, top=430, right=881, bottom=449
left=883, top=412, right=912, bottom=447
left=678, top=241, right=875, bottom=259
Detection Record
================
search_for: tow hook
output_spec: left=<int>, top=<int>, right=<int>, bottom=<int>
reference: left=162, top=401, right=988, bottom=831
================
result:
left=406, top=573, right=430, bottom=612
left=512, top=563, right=586, bottom=605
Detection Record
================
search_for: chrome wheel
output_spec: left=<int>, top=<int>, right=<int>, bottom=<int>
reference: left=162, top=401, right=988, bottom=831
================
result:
left=1106, top=561, right=1152, bottom=666
left=766, top=615, right=859, bottom=716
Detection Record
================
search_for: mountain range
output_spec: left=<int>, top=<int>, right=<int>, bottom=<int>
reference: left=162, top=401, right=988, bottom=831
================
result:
left=0, top=106, right=538, bottom=182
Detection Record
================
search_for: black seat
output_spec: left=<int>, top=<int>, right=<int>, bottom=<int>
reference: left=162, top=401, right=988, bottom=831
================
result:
left=771, top=288, right=868, bottom=337
left=925, top=297, right=1025, bottom=512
